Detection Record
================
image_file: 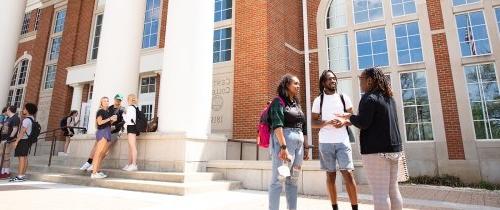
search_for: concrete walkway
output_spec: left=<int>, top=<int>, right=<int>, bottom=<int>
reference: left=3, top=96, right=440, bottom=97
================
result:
left=2, top=180, right=500, bottom=210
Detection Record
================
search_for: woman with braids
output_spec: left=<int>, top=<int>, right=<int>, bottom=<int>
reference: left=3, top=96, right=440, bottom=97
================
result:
left=337, top=67, right=403, bottom=210
left=268, top=74, right=309, bottom=210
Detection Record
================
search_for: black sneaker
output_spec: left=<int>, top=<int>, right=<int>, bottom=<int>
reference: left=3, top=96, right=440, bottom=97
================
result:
left=9, top=176, right=25, bottom=182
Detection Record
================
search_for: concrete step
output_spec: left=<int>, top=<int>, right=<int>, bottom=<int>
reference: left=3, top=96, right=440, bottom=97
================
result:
left=26, top=172, right=241, bottom=196
left=22, top=164, right=224, bottom=183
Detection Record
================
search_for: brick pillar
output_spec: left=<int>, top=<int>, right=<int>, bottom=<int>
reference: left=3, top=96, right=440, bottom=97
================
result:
left=426, top=0, right=465, bottom=160
left=154, top=73, right=161, bottom=118
left=159, top=0, right=169, bottom=48
left=233, top=0, right=306, bottom=140
left=24, top=6, right=54, bottom=105
left=47, top=0, right=95, bottom=133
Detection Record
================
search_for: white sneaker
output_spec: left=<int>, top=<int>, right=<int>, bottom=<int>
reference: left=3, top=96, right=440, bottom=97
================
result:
left=125, top=164, right=138, bottom=172
left=98, top=172, right=108, bottom=178
left=86, top=164, right=94, bottom=172
left=90, top=173, right=106, bottom=179
left=80, top=162, right=91, bottom=171
left=122, top=164, right=130, bottom=171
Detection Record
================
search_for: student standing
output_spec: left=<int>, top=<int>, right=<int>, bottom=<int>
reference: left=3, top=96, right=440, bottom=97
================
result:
left=312, top=70, right=358, bottom=210
left=337, top=67, right=403, bottom=210
left=10, top=103, right=38, bottom=182
left=122, top=94, right=139, bottom=171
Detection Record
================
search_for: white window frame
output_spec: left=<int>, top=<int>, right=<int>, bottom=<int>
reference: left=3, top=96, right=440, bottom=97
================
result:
left=390, top=0, right=417, bottom=18
left=8, top=58, right=31, bottom=108
left=213, top=27, right=232, bottom=63
left=142, top=0, right=162, bottom=49
left=43, top=64, right=57, bottom=90
left=394, top=21, right=424, bottom=65
left=352, top=0, right=384, bottom=24
left=463, top=62, right=500, bottom=141
left=89, top=13, right=104, bottom=60
left=495, top=7, right=500, bottom=33
left=140, top=76, right=157, bottom=94
left=326, top=33, right=350, bottom=72
left=20, top=12, right=31, bottom=35
left=326, top=0, right=347, bottom=29
left=454, top=10, right=493, bottom=58
left=354, top=27, right=390, bottom=70
left=452, top=0, right=480, bottom=7
left=53, top=9, right=66, bottom=33
left=215, top=0, right=233, bottom=22
left=399, top=70, right=435, bottom=142
left=48, top=36, right=62, bottom=61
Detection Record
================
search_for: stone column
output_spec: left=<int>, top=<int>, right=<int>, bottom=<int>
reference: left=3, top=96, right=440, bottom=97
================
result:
left=157, top=0, right=215, bottom=138
left=0, top=0, right=27, bottom=106
left=70, top=84, right=84, bottom=112
left=88, top=0, right=146, bottom=133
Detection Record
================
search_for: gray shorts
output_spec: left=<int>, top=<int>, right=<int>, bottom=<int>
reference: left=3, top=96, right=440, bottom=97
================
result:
left=319, top=142, right=354, bottom=172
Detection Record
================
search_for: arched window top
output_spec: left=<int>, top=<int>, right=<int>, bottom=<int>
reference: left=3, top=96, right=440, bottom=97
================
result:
left=8, top=55, right=31, bottom=108
left=326, top=0, right=347, bottom=29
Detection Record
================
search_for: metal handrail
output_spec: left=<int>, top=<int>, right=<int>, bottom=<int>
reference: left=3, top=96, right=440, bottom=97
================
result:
left=227, top=139, right=315, bottom=161
left=32, top=126, right=87, bottom=167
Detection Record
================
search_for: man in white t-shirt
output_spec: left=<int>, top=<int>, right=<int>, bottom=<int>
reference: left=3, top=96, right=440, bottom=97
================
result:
left=312, top=70, right=358, bottom=210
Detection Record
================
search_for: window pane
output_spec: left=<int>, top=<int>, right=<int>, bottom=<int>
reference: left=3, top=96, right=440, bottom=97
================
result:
left=420, top=123, right=433, bottom=140
left=496, top=8, right=500, bottom=32
left=215, top=0, right=232, bottom=22
left=54, top=10, right=66, bottom=33
left=453, top=0, right=479, bottom=6
left=327, top=34, right=350, bottom=72
left=455, top=11, right=491, bottom=57
left=356, top=28, right=388, bottom=69
left=326, top=0, right=347, bottom=28
left=353, top=0, right=384, bottom=24
left=404, top=107, right=417, bottom=123
left=142, top=0, right=160, bottom=48
left=401, top=71, right=434, bottom=141
left=406, top=124, right=419, bottom=141
left=213, top=28, right=232, bottom=63
left=466, top=64, right=500, bottom=140
left=474, top=121, right=487, bottom=139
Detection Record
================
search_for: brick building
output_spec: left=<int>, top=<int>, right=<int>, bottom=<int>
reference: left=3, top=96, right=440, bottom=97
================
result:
left=2, top=0, right=500, bottom=183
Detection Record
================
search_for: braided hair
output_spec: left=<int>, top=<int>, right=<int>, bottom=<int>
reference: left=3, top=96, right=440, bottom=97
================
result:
left=363, top=67, right=393, bottom=97
left=277, top=73, right=300, bottom=104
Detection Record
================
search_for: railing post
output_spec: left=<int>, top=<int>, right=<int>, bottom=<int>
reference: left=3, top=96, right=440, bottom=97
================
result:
left=33, top=141, right=38, bottom=156
left=48, top=130, right=56, bottom=167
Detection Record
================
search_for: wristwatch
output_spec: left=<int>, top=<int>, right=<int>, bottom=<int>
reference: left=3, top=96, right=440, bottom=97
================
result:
left=280, top=145, right=287, bottom=150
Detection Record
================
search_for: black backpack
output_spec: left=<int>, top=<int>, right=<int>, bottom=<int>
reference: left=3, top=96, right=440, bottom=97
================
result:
left=25, top=117, right=41, bottom=144
left=132, top=106, right=147, bottom=132
left=59, top=116, right=70, bottom=132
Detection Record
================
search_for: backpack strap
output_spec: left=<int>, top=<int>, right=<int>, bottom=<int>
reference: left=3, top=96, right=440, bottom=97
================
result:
left=319, top=93, right=324, bottom=118
left=24, top=117, right=34, bottom=136
left=340, top=94, right=347, bottom=113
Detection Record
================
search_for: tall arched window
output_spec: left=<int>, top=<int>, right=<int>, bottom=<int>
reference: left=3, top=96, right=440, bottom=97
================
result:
left=8, top=59, right=30, bottom=108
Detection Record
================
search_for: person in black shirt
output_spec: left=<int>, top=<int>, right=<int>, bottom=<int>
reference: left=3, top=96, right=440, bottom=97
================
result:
left=337, top=67, right=403, bottom=210
left=62, top=110, right=79, bottom=155
left=268, top=74, right=309, bottom=210
left=80, top=94, right=124, bottom=171
left=91, top=97, right=117, bottom=179
left=0, top=106, right=20, bottom=179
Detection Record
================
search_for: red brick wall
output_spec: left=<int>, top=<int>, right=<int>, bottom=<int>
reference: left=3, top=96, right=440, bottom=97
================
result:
left=24, top=6, right=54, bottom=105
left=427, top=0, right=465, bottom=160
left=47, top=0, right=95, bottom=133
left=159, top=0, right=169, bottom=48
left=233, top=0, right=270, bottom=139
left=307, top=0, right=321, bottom=159
left=233, top=0, right=306, bottom=140
left=431, top=33, right=465, bottom=160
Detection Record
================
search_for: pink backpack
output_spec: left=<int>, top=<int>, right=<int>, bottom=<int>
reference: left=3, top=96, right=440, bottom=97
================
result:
left=257, top=97, right=285, bottom=148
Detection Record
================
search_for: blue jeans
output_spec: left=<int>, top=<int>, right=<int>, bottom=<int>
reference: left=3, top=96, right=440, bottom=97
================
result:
left=269, top=128, right=304, bottom=210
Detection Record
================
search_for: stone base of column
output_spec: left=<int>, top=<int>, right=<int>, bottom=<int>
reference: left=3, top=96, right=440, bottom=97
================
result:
left=67, top=133, right=227, bottom=172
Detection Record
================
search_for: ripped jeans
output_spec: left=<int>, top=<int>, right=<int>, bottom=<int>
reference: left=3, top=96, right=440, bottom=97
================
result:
left=269, top=128, right=304, bottom=210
